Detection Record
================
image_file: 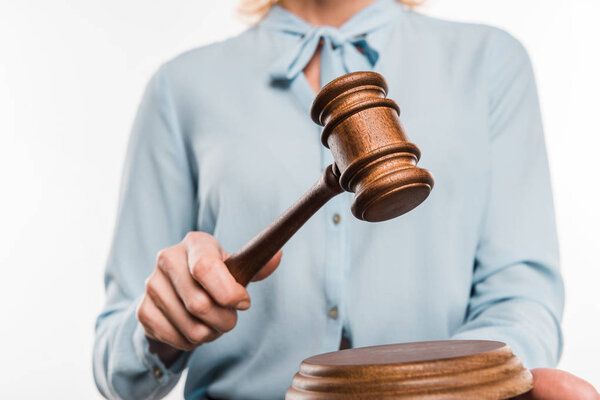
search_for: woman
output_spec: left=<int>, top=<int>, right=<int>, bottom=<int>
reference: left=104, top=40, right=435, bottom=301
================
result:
left=93, top=0, right=597, bottom=399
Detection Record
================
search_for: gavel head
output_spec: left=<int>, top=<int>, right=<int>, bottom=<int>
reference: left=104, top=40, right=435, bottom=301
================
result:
left=311, top=71, right=434, bottom=222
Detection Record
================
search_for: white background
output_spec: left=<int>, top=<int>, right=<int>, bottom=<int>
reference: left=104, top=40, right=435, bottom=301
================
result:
left=0, top=0, right=598, bottom=398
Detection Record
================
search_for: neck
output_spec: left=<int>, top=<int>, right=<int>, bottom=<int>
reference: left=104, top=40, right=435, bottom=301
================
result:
left=278, top=0, right=379, bottom=27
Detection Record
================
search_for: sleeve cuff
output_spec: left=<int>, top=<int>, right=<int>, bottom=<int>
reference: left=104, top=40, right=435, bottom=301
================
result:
left=133, top=321, right=192, bottom=384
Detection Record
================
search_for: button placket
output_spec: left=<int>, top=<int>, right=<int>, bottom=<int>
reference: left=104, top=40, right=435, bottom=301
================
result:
left=328, top=306, right=339, bottom=320
left=332, top=213, right=341, bottom=225
left=152, top=366, right=163, bottom=379
left=319, top=139, right=348, bottom=350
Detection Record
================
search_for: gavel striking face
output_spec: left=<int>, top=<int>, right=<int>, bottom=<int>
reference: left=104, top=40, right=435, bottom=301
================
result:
left=224, top=71, right=433, bottom=285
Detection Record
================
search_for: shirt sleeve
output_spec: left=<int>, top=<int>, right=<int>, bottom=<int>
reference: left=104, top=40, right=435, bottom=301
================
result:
left=451, top=30, right=564, bottom=368
left=93, top=64, right=196, bottom=399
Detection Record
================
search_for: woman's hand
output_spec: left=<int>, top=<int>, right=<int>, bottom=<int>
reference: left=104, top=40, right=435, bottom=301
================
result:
left=136, top=232, right=282, bottom=365
left=516, top=368, right=599, bottom=400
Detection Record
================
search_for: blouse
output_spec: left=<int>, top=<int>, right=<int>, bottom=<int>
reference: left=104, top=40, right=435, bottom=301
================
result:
left=93, top=1, right=564, bottom=399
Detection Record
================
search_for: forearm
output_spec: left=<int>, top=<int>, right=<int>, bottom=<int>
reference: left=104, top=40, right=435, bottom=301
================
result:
left=451, top=297, right=562, bottom=368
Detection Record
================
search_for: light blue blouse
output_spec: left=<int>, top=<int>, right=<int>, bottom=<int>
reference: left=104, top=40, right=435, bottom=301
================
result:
left=93, top=1, right=564, bottom=399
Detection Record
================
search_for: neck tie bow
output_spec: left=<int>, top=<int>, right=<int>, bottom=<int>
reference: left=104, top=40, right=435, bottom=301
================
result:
left=263, top=0, right=399, bottom=84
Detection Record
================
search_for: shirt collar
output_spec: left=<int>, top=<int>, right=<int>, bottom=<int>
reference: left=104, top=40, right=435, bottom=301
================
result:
left=261, top=0, right=404, bottom=83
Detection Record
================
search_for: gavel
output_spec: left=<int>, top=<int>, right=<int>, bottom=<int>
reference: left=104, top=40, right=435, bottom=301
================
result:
left=225, top=72, right=533, bottom=399
left=225, top=71, right=434, bottom=286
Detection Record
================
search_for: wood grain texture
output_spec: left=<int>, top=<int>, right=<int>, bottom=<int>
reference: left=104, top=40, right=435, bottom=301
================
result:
left=286, top=340, right=533, bottom=399
left=312, top=71, right=434, bottom=222
left=225, top=71, right=434, bottom=285
left=225, top=165, right=343, bottom=285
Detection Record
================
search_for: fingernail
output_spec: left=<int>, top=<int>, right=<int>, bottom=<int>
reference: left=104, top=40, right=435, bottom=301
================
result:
left=236, top=299, right=250, bottom=310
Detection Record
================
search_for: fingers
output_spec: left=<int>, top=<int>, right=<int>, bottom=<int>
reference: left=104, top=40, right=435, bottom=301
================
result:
left=136, top=295, right=196, bottom=351
left=251, top=250, right=283, bottom=282
left=147, top=269, right=232, bottom=343
left=526, top=368, right=600, bottom=400
left=184, top=232, right=250, bottom=309
left=141, top=231, right=283, bottom=353
left=156, top=244, right=239, bottom=334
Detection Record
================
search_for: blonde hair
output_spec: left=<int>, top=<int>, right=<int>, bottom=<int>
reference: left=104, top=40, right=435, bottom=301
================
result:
left=238, top=0, right=423, bottom=22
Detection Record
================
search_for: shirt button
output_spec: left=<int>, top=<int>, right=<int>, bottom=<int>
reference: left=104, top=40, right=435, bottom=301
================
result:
left=332, top=213, right=341, bottom=225
left=152, top=366, right=163, bottom=379
left=328, top=306, right=339, bottom=320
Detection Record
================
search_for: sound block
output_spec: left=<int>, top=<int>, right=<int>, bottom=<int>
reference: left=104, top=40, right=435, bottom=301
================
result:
left=286, top=340, right=533, bottom=399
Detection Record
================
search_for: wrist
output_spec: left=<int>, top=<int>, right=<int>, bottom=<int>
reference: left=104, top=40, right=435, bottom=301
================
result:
left=146, top=335, right=186, bottom=368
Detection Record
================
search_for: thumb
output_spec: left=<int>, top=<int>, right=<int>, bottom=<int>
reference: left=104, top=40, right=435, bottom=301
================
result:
left=251, top=250, right=283, bottom=282
left=524, top=368, right=600, bottom=400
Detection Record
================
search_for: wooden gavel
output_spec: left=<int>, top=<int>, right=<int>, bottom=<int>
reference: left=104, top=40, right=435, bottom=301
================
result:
left=225, top=71, right=434, bottom=285
left=225, top=72, right=534, bottom=399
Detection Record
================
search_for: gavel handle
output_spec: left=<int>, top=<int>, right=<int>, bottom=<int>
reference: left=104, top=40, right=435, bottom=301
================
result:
left=225, top=164, right=344, bottom=286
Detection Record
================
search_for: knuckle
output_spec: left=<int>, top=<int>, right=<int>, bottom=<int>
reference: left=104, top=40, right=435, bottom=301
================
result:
left=186, top=324, right=211, bottom=344
left=185, top=231, right=210, bottom=244
left=144, top=277, right=159, bottom=298
left=190, top=257, right=216, bottom=280
left=156, top=250, right=174, bottom=272
left=137, top=312, right=156, bottom=337
left=137, top=302, right=159, bottom=335
left=136, top=303, right=149, bottom=326
left=185, top=231, right=222, bottom=251
left=184, top=231, right=199, bottom=242
left=187, top=295, right=211, bottom=316
left=221, top=311, right=238, bottom=333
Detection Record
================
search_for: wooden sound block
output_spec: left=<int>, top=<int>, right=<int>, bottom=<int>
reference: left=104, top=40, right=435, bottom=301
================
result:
left=286, top=340, right=533, bottom=400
